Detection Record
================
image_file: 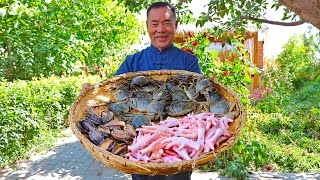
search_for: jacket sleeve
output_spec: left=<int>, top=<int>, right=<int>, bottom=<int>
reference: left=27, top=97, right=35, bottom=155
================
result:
left=114, top=55, right=133, bottom=76
left=186, top=55, right=202, bottom=74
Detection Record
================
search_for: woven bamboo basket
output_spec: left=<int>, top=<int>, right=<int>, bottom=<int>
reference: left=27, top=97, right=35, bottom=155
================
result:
left=69, top=70, right=245, bottom=175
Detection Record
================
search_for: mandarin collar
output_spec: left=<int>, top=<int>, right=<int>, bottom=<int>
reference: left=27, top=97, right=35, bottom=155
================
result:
left=150, top=44, right=174, bottom=54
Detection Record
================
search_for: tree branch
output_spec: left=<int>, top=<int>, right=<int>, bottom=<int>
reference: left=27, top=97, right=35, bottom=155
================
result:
left=240, top=15, right=306, bottom=26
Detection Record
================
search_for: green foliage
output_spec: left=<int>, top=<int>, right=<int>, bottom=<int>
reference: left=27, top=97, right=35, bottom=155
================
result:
left=0, top=75, right=101, bottom=167
left=262, top=30, right=320, bottom=102
left=118, top=0, right=300, bottom=34
left=196, top=31, right=320, bottom=177
left=247, top=80, right=320, bottom=172
left=0, top=0, right=142, bottom=80
left=176, top=33, right=257, bottom=100
left=219, top=140, right=267, bottom=179
left=246, top=31, right=320, bottom=173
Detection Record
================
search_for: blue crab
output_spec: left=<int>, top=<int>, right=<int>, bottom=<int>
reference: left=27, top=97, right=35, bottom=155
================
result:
left=166, top=101, right=197, bottom=116
left=107, top=101, right=130, bottom=116
left=209, top=99, right=230, bottom=114
left=123, top=114, right=152, bottom=129
left=114, top=87, right=131, bottom=102
left=153, top=84, right=171, bottom=101
left=130, top=92, right=153, bottom=112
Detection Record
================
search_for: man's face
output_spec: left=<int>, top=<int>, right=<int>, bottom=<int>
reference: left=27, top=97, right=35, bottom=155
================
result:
left=146, top=6, right=178, bottom=51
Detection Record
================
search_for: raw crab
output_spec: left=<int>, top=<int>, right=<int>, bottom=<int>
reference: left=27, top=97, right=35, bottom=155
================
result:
left=135, top=83, right=159, bottom=93
left=130, top=96, right=152, bottom=112
left=153, top=84, right=171, bottom=101
left=195, top=78, right=213, bottom=93
left=209, top=99, right=230, bottom=114
left=147, top=100, right=167, bottom=114
left=114, top=87, right=131, bottom=102
left=130, top=76, right=159, bottom=89
left=77, top=119, right=109, bottom=146
left=146, top=100, right=168, bottom=121
left=167, top=74, right=193, bottom=86
left=171, top=86, right=189, bottom=101
left=123, top=114, right=152, bottom=129
left=111, top=128, right=133, bottom=144
left=107, top=101, right=130, bottom=116
left=182, top=84, right=199, bottom=101
left=206, top=90, right=222, bottom=103
left=166, top=101, right=197, bottom=116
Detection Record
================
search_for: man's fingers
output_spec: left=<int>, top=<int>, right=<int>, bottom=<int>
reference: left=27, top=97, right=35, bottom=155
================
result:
left=82, top=83, right=94, bottom=90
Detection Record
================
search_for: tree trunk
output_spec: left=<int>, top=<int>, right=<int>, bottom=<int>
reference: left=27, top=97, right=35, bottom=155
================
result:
left=278, top=0, right=320, bottom=29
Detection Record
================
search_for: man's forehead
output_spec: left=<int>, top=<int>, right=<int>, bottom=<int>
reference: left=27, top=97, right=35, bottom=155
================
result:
left=148, top=7, right=174, bottom=20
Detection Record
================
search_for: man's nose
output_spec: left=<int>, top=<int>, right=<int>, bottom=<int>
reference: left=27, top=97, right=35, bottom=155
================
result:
left=156, top=24, right=165, bottom=32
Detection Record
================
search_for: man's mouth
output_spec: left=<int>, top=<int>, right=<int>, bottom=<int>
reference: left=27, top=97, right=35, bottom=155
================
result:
left=156, top=36, right=168, bottom=41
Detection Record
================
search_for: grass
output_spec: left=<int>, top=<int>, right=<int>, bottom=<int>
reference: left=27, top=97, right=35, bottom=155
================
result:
left=197, top=79, right=320, bottom=177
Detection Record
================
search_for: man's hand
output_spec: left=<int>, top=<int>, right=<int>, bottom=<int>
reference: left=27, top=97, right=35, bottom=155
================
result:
left=81, top=83, right=94, bottom=94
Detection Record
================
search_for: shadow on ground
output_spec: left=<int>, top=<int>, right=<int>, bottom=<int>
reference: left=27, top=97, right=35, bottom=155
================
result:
left=1, top=133, right=319, bottom=180
left=0, top=135, right=131, bottom=180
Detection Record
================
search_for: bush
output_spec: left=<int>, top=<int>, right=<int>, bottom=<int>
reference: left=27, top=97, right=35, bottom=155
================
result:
left=177, top=32, right=257, bottom=101
left=0, top=75, right=101, bottom=167
left=0, top=0, right=142, bottom=80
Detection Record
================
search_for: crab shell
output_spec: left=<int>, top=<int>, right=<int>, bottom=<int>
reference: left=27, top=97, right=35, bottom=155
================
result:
left=88, top=128, right=108, bottom=146
left=100, top=138, right=115, bottom=152
left=112, top=143, right=128, bottom=155
left=130, top=97, right=152, bottom=112
left=171, top=87, right=189, bottom=101
left=77, top=119, right=96, bottom=134
left=166, top=101, right=197, bottom=116
left=104, top=120, right=126, bottom=128
left=124, top=124, right=137, bottom=137
left=111, top=128, right=133, bottom=144
left=114, top=88, right=131, bottom=102
left=209, top=99, right=230, bottom=114
left=125, top=114, right=152, bottom=129
left=107, top=101, right=130, bottom=116
left=153, top=84, right=171, bottom=101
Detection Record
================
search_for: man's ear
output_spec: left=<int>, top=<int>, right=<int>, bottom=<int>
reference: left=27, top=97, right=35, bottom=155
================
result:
left=146, top=21, right=148, bottom=28
left=175, top=20, right=178, bottom=31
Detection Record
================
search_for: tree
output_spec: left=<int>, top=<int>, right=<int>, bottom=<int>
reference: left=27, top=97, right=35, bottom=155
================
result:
left=119, top=0, right=320, bottom=30
left=0, top=0, right=143, bottom=80
left=278, top=0, right=320, bottom=29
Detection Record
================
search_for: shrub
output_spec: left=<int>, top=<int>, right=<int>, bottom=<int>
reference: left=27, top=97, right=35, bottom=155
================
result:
left=0, top=0, right=142, bottom=80
left=177, top=32, right=257, bottom=101
left=0, top=75, right=101, bottom=167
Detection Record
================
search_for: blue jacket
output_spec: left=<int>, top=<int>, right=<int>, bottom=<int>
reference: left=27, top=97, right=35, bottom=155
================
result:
left=114, top=44, right=202, bottom=75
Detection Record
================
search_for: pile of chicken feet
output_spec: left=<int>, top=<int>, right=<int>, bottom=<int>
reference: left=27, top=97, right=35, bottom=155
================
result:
left=126, top=112, right=236, bottom=163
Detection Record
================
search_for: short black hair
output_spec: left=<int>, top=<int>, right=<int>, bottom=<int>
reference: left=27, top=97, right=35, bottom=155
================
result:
left=146, top=2, right=176, bottom=20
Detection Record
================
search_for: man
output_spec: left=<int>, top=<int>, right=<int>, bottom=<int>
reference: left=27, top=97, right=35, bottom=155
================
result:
left=114, top=1, right=201, bottom=76
left=82, top=2, right=201, bottom=180
left=117, top=2, right=201, bottom=180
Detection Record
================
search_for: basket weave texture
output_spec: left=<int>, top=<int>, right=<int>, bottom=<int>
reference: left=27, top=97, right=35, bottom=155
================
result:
left=69, top=70, right=245, bottom=175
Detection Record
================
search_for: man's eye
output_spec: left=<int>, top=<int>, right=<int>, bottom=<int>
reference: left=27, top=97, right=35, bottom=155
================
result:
left=152, top=24, right=158, bottom=26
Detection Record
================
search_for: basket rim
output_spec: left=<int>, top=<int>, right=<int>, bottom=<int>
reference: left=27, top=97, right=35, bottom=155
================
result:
left=69, top=70, right=246, bottom=175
